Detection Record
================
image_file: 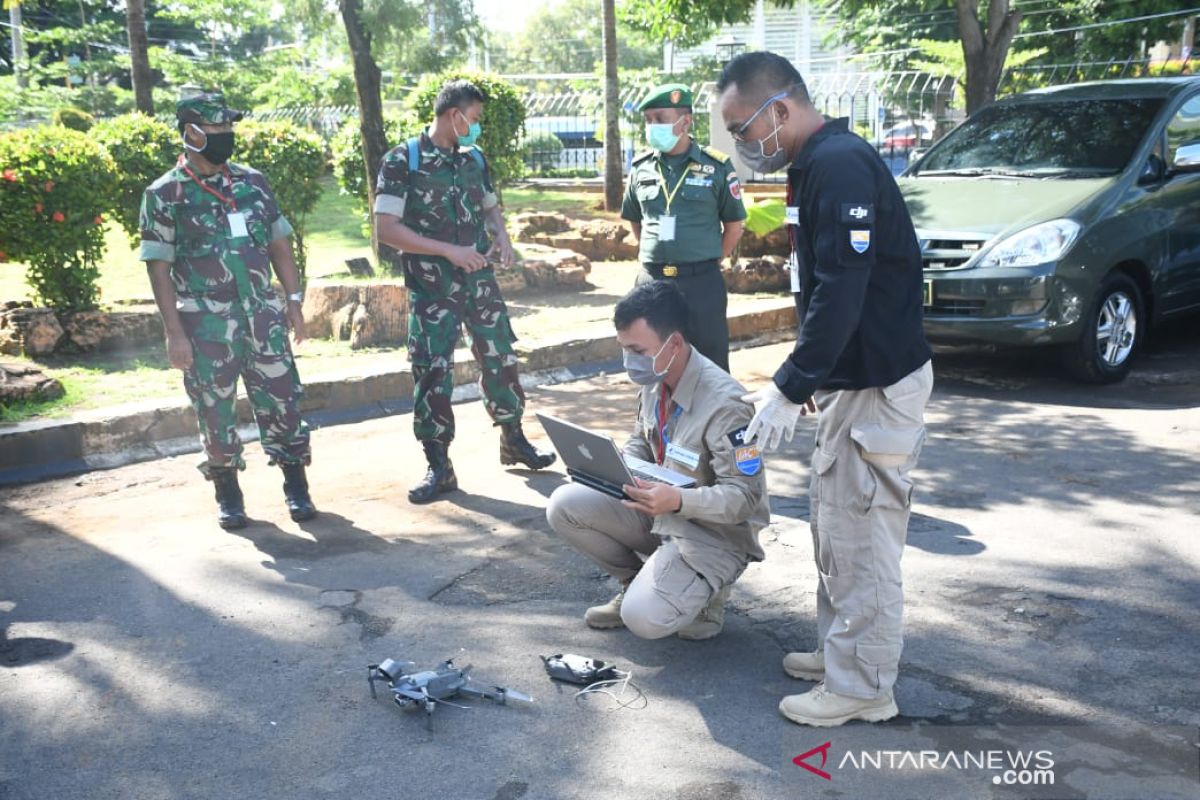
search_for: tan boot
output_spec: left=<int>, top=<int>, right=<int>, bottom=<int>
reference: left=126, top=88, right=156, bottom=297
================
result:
left=782, top=649, right=825, bottom=681
left=677, top=585, right=731, bottom=641
left=584, top=587, right=627, bottom=629
left=779, top=682, right=898, bottom=727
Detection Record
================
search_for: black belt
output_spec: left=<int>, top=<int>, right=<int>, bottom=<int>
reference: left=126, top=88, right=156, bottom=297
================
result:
left=643, top=259, right=720, bottom=278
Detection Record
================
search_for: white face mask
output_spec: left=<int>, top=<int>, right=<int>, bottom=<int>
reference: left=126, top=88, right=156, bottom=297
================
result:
left=623, top=335, right=676, bottom=385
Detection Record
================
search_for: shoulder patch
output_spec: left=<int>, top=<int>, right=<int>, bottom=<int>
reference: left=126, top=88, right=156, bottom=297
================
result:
left=726, top=426, right=750, bottom=447
left=701, top=145, right=731, bottom=163
left=840, top=203, right=875, bottom=224
left=632, top=149, right=656, bottom=165
left=734, top=444, right=762, bottom=476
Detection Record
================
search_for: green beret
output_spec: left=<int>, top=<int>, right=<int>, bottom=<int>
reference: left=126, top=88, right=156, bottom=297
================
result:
left=176, top=92, right=244, bottom=126
left=637, top=83, right=693, bottom=112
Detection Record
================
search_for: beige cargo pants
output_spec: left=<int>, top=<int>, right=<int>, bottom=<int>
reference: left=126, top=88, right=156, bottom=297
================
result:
left=809, top=360, right=933, bottom=699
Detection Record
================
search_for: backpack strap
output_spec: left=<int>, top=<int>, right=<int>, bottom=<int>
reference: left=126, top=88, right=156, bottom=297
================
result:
left=407, top=136, right=422, bottom=173
left=467, top=145, right=485, bottom=170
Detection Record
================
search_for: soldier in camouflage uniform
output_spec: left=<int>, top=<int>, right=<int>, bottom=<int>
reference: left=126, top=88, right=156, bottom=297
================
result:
left=140, top=92, right=316, bottom=529
left=374, top=79, right=555, bottom=504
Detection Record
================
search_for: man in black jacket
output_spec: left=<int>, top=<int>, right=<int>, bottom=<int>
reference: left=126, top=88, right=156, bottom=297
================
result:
left=717, top=51, right=934, bottom=728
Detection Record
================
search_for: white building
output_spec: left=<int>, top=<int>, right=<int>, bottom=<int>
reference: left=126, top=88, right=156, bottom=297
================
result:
left=664, top=0, right=856, bottom=77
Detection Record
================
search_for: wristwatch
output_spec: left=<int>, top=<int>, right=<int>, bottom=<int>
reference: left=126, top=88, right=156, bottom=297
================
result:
left=287, top=291, right=304, bottom=304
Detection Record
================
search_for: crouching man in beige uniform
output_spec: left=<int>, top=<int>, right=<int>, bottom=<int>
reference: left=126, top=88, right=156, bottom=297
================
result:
left=546, top=281, right=769, bottom=640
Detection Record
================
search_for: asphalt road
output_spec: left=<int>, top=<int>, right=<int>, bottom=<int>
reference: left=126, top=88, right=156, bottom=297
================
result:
left=2, top=329, right=1198, bottom=800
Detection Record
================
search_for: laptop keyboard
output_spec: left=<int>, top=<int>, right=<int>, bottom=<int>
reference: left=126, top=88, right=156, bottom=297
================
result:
left=630, top=469, right=669, bottom=485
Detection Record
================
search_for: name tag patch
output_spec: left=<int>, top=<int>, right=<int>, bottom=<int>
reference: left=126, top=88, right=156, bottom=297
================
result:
left=685, top=176, right=713, bottom=188
left=734, top=445, right=762, bottom=476
left=665, top=442, right=701, bottom=470
left=850, top=229, right=871, bottom=254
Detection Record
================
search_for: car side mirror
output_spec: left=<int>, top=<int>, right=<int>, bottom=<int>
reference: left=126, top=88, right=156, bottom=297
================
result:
left=1170, top=142, right=1200, bottom=174
left=1139, top=153, right=1166, bottom=185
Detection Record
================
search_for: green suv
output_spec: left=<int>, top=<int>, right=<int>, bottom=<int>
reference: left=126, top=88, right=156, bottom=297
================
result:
left=900, top=77, right=1200, bottom=382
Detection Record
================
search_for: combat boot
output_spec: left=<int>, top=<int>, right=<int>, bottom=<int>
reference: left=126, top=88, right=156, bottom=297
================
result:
left=499, top=421, right=556, bottom=470
left=409, top=440, right=458, bottom=504
left=783, top=650, right=826, bottom=681
left=779, top=682, right=898, bottom=727
left=211, top=467, right=247, bottom=530
left=677, top=585, right=731, bottom=641
left=280, top=462, right=317, bottom=522
left=584, top=587, right=628, bottom=629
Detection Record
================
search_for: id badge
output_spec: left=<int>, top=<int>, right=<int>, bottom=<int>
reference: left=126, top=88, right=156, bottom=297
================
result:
left=785, top=206, right=800, bottom=226
left=664, top=442, right=700, bottom=470
left=227, top=212, right=248, bottom=238
left=658, top=215, right=677, bottom=242
left=789, top=252, right=801, bottom=293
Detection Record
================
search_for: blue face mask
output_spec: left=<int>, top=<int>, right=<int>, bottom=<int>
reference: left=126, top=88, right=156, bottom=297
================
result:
left=456, top=111, right=482, bottom=147
left=623, top=336, right=677, bottom=385
left=646, top=121, right=682, bottom=152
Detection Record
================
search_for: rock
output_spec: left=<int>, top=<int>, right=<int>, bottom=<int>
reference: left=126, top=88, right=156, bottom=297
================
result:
left=521, top=249, right=592, bottom=290
left=360, top=283, right=407, bottom=344
left=302, top=285, right=359, bottom=339
left=494, top=267, right=528, bottom=295
left=331, top=302, right=356, bottom=342
left=0, top=308, right=64, bottom=357
left=725, top=256, right=790, bottom=294
left=59, top=310, right=163, bottom=352
left=511, top=211, right=572, bottom=237
left=348, top=304, right=376, bottom=350
left=739, top=226, right=790, bottom=258
left=0, top=362, right=65, bottom=404
left=514, top=214, right=638, bottom=262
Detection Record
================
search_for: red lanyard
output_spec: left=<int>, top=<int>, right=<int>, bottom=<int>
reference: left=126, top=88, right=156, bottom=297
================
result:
left=655, top=388, right=673, bottom=465
left=179, top=155, right=237, bottom=211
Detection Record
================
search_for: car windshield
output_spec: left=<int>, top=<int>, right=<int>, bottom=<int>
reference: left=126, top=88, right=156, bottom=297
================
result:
left=913, top=97, right=1164, bottom=177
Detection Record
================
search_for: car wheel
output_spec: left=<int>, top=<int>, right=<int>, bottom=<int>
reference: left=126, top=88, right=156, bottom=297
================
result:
left=1062, top=272, right=1144, bottom=384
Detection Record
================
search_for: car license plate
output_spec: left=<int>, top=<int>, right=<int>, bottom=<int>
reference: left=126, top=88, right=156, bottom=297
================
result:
left=923, top=279, right=933, bottom=307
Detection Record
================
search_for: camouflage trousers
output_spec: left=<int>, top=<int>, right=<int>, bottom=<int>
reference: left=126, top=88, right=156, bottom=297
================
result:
left=406, top=262, right=524, bottom=444
left=179, top=296, right=311, bottom=477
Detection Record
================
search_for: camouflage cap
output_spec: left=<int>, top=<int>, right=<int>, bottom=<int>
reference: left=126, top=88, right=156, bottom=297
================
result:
left=637, top=83, right=693, bottom=112
left=176, top=92, right=245, bottom=126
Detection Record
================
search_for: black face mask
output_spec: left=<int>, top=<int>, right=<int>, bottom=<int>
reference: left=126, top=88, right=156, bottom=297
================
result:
left=198, top=132, right=236, bottom=166
left=185, top=126, right=236, bottom=166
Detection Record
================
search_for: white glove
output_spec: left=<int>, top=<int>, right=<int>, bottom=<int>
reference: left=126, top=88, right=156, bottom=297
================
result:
left=741, top=383, right=807, bottom=451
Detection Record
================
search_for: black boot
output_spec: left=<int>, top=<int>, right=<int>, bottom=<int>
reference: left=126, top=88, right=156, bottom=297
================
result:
left=409, top=440, right=458, bottom=504
left=499, top=421, right=556, bottom=470
left=211, top=467, right=247, bottom=530
left=281, top=462, right=317, bottom=522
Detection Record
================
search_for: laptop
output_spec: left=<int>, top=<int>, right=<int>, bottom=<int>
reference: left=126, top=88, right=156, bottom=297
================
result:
left=535, top=413, right=697, bottom=500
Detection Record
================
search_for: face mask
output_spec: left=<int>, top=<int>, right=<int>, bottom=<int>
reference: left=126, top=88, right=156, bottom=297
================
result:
left=184, top=125, right=235, bottom=166
left=735, top=105, right=789, bottom=174
left=623, top=336, right=677, bottom=385
left=455, top=111, right=482, bottom=147
left=646, top=120, right=682, bottom=152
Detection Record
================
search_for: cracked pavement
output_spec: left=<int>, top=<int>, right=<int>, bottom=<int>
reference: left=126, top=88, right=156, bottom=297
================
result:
left=1, top=325, right=1198, bottom=800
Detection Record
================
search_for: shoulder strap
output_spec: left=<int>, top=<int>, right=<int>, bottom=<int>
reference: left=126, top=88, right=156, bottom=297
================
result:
left=631, top=149, right=655, bottom=166
left=701, top=145, right=731, bottom=163
left=467, top=146, right=485, bottom=169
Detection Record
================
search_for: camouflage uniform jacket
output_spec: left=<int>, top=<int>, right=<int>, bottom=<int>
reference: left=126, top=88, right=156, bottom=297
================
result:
left=374, top=129, right=499, bottom=278
left=139, top=158, right=294, bottom=314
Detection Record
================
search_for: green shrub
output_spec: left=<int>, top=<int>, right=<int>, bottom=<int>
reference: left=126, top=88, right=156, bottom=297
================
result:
left=331, top=109, right=421, bottom=211
left=53, top=107, right=95, bottom=132
left=235, top=119, right=327, bottom=280
left=0, top=126, right=118, bottom=310
left=91, top=113, right=180, bottom=244
left=522, top=132, right=564, bottom=173
left=410, top=70, right=527, bottom=188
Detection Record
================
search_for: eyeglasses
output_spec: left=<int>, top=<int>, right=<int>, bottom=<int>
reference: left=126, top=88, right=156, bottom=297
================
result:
left=731, top=89, right=790, bottom=142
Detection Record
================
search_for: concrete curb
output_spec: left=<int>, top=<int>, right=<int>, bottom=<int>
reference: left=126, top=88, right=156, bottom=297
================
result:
left=0, top=300, right=797, bottom=486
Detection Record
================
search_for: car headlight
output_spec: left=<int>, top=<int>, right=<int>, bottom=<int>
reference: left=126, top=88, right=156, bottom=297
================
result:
left=978, top=219, right=1081, bottom=268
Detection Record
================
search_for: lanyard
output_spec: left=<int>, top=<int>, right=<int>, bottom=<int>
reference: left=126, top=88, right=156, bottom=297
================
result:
left=655, top=159, right=692, bottom=214
left=179, top=155, right=238, bottom=212
left=655, top=388, right=682, bottom=465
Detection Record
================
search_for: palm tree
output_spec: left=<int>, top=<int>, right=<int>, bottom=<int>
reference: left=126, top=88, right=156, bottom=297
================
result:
left=601, top=0, right=622, bottom=211
left=126, top=0, right=153, bottom=114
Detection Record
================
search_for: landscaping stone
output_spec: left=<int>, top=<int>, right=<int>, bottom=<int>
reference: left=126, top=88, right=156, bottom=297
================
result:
left=60, top=310, right=164, bottom=352
left=0, top=362, right=65, bottom=405
left=513, top=212, right=638, bottom=261
left=725, top=255, right=790, bottom=294
left=520, top=248, right=592, bottom=290
left=302, top=282, right=409, bottom=350
left=0, top=308, right=64, bottom=357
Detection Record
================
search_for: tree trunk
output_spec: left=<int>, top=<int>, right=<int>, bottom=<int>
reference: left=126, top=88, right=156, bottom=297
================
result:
left=957, top=0, right=1022, bottom=114
left=10, top=2, right=28, bottom=90
left=340, top=0, right=388, bottom=259
left=126, top=0, right=154, bottom=114
left=601, top=0, right=622, bottom=212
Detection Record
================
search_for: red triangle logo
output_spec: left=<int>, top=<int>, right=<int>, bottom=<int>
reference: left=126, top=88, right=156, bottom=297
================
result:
left=792, top=741, right=833, bottom=781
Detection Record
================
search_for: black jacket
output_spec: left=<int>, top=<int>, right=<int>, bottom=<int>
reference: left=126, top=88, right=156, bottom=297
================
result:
left=774, top=118, right=932, bottom=401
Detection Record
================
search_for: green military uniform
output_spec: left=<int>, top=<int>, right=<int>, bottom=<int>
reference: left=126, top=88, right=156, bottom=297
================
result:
left=139, top=93, right=310, bottom=476
left=374, top=130, right=524, bottom=445
left=622, top=84, right=747, bottom=372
